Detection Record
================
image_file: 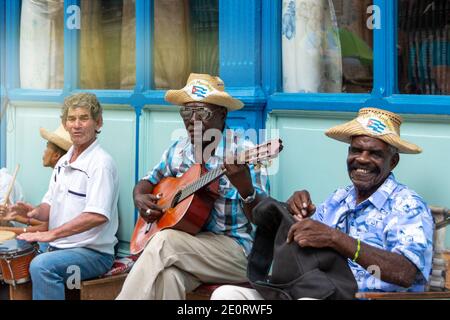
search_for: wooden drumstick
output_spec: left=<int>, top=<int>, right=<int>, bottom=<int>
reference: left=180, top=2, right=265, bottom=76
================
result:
left=2, top=164, right=20, bottom=206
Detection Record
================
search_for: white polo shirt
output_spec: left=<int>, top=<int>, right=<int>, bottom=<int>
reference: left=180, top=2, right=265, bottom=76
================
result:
left=42, top=139, right=119, bottom=255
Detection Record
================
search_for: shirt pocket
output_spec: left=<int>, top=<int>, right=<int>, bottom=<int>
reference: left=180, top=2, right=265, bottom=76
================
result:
left=65, top=170, right=88, bottom=209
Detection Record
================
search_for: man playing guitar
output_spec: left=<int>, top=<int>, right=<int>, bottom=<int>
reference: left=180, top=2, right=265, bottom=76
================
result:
left=117, top=73, right=271, bottom=300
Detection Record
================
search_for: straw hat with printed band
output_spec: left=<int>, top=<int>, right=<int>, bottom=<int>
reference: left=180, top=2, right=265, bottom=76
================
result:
left=325, top=107, right=422, bottom=154
left=39, top=124, right=72, bottom=151
left=165, top=73, right=244, bottom=111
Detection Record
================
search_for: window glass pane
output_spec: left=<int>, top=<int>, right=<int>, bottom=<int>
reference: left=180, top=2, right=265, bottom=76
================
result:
left=20, top=0, right=64, bottom=89
left=80, top=0, right=136, bottom=90
left=154, top=0, right=219, bottom=90
left=398, top=0, right=449, bottom=95
left=282, top=0, right=373, bottom=93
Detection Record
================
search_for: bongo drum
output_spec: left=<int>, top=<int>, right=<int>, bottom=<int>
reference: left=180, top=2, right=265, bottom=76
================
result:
left=0, top=230, right=15, bottom=243
left=0, top=230, right=16, bottom=282
left=0, top=239, right=37, bottom=285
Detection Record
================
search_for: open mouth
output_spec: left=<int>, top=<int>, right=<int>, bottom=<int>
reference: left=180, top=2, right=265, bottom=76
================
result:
left=351, top=168, right=376, bottom=180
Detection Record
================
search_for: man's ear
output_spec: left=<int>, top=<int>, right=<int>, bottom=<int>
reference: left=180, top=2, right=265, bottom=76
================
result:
left=390, top=153, right=400, bottom=171
left=96, top=115, right=103, bottom=131
left=52, top=150, right=63, bottom=162
left=221, top=108, right=228, bottom=122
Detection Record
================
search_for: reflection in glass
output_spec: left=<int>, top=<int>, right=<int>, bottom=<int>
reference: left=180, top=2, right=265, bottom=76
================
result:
left=282, top=0, right=373, bottom=94
left=20, top=0, right=64, bottom=89
left=154, top=0, right=219, bottom=90
left=80, top=0, right=136, bottom=90
left=398, top=0, right=449, bottom=95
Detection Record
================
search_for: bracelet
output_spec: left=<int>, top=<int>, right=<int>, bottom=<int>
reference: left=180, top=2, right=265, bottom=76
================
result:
left=23, top=227, right=27, bottom=233
left=352, top=238, right=361, bottom=262
left=239, top=189, right=257, bottom=204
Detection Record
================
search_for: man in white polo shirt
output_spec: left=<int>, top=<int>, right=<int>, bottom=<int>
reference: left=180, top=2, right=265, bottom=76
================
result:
left=17, top=93, right=119, bottom=300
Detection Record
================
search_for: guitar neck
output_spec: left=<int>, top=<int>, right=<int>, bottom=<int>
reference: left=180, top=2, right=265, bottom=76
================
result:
left=177, top=166, right=226, bottom=203
left=173, top=138, right=282, bottom=206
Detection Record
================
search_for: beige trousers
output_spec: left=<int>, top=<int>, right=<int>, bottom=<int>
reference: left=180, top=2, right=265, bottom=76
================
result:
left=116, top=229, right=248, bottom=300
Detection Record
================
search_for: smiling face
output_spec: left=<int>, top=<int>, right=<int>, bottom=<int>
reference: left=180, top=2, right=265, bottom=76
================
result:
left=347, top=135, right=399, bottom=203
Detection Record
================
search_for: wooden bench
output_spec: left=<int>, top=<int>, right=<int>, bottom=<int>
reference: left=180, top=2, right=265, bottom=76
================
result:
left=8, top=273, right=127, bottom=300
left=186, top=284, right=450, bottom=300
left=355, top=291, right=450, bottom=300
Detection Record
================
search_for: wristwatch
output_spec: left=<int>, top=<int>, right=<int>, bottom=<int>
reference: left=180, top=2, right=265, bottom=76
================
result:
left=239, top=189, right=257, bottom=204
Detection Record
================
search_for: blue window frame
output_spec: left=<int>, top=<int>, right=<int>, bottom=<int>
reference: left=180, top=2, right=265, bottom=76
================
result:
left=2, top=0, right=449, bottom=168
left=263, top=0, right=450, bottom=115
left=0, top=0, right=266, bottom=175
left=0, top=0, right=5, bottom=168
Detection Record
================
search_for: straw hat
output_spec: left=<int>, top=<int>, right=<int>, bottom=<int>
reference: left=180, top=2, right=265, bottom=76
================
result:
left=39, top=124, right=72, bottom=151
left=325, top=107, right=422, bottom=154
left=165, top=73, right=244, bottom=111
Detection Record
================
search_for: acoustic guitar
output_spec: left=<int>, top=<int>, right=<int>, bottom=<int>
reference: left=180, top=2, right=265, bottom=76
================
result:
left=130, top=139, right=283, bottom=255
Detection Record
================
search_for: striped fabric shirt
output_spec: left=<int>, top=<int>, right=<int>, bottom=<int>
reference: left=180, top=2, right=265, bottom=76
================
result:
left=142, top=135, right=270, bottom=256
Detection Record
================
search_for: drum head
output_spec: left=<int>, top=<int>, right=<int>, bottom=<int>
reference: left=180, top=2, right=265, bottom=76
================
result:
left=0, top=239, right=35, bottom=256
left=0, top=230, right=16, bottom=243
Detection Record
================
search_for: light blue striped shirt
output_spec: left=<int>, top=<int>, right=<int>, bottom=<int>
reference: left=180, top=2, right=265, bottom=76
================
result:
left=142, top=135, right=270, bottom=256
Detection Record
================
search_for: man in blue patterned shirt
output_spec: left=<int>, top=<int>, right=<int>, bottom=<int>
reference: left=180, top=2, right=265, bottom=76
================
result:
left=285, top=108, right=433, bottom=293
left=117, top=74, right=270, bottom=300
left=212, top=107, right=433, bottom=300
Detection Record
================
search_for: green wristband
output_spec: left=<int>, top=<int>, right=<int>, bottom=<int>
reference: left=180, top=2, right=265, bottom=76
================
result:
left=352, top=238, right=361, bottom=262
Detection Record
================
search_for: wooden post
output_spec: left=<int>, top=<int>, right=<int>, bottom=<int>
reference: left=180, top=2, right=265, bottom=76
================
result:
left=9, top=282, right=32, bottom=300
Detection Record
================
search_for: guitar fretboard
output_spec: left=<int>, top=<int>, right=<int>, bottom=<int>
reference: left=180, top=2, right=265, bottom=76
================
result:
left=176, top=167, right=227, bottom=205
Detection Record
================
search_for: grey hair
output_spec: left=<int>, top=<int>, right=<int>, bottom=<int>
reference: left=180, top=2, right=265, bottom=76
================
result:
left=387, top=144, right=399, bottom=156
left=61, top=93, right=102, bottom=134
left=61, top=93, right=102, bottom=123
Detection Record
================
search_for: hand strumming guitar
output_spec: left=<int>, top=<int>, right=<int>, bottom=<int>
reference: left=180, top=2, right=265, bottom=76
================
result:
left=133, top=180, right=164, bottom=223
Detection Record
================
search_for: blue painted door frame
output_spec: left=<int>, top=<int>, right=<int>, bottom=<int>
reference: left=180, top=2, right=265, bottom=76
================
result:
left=0, top=0, right=267, bottom=167
left=264, top=0, right=450, bottom=115
left=0, top=0, right=5, bottom=168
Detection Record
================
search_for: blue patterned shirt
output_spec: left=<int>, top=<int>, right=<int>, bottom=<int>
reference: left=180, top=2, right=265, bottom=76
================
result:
left=142, top=135, right=270, bottom=256
left=313, top=173, right=434, bottom=292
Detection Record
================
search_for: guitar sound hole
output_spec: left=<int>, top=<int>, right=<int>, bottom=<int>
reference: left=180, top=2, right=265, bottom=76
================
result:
left=171, top=191, right=182, bottom=208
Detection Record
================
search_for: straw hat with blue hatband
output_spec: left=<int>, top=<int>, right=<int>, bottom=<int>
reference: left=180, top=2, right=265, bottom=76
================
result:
left=165, top=73, right=244, bottom=111
left=325, top=107, right=422, bottom=154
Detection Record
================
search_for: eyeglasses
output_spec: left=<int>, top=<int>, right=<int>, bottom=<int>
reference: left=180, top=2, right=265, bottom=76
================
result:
left=179, top=106, right=215, bottom=122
